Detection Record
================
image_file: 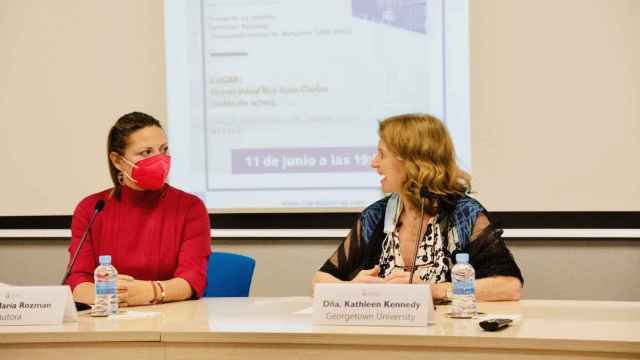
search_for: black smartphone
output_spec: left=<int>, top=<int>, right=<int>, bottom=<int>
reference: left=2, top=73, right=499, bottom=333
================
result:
left=479, top=318, right=513, bottom=331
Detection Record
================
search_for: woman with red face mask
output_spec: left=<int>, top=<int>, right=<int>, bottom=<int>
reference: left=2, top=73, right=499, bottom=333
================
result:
left=64, top=112, right=211, bottom=307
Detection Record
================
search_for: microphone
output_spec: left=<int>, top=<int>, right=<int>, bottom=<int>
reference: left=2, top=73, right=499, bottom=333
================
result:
left=420, top=186, right=450, bottom=201
left=420, top=186, right=458, bottom=211
left=61, top=199, right=105, bottom=286
left=409, top=186, right=429, bottom=284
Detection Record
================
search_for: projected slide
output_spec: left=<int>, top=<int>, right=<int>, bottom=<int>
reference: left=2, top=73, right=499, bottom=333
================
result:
left=165, top=0, right=470, bottom=211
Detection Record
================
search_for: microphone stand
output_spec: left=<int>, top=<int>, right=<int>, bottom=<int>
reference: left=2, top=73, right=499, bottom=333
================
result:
left=409, top=189, right=427, bottom=284
left=61, top=200, right=104, bottom=310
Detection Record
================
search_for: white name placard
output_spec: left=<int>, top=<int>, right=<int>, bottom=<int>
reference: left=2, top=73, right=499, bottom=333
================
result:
left=0, top=286, right=78, bottom=326
left=313, top=283, right=433, bottom=327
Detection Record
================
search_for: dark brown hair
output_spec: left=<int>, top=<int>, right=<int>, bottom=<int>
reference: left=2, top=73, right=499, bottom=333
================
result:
left=107, top=112, right=162, bottom=198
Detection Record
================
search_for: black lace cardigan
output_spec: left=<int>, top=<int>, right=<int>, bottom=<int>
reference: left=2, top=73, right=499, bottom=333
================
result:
left=319, top=196, right=524, bottom=284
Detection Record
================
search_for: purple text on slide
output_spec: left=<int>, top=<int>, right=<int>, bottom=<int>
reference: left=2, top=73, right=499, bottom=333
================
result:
left=232, top=147, right=377, bottom=174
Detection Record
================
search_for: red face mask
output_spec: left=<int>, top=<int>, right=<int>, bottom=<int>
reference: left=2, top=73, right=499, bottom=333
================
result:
left=122, top=154, right=171, bottom=190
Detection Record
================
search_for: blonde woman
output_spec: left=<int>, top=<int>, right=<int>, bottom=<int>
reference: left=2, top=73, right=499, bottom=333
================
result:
left=313, top=114, right=523, bottom=301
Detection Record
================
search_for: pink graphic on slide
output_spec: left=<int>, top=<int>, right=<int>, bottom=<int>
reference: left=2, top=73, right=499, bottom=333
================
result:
left=232, top=147, right=376, bottom=174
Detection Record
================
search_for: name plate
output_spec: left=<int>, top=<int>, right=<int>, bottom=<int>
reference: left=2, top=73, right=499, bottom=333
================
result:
left=0, top=286, right=78, bottom=326
left=313, top=283, right=433, bottom=327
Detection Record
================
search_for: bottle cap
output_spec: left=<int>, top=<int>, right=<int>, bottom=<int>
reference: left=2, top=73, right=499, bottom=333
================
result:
left=455, top=253, right=469, bottom=264
left=98, top=255, right=112, bottom=265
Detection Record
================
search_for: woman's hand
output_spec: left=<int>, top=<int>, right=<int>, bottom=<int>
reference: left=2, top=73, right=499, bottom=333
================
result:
left=352, top=266, right=385, bottom=283
left=430, top=282, right=449, bottom=300
left=383, top=268, right=422, bottom=284
left=117, top=274, right=155, bottom=307
left=116, top=274, right=133, bottom=307
left=384, top=271, right=451, bottom=300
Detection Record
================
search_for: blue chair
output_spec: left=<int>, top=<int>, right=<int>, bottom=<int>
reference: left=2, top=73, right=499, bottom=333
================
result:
left=204, top=251, right=256, bottom=297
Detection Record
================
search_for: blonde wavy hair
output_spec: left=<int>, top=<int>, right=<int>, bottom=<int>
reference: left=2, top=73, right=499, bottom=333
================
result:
left=378, top=113, right=471, bottom=213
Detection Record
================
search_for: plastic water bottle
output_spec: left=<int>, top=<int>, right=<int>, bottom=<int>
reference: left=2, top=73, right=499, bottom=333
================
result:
left=450, top=253, right=476, bottom=318
left=93, top=255, right=118, bottom=316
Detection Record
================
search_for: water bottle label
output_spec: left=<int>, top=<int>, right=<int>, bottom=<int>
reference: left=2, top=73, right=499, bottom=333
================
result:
left=96, top=282, right=116, bottom=295
left=453, top=279, right=475, bottom=296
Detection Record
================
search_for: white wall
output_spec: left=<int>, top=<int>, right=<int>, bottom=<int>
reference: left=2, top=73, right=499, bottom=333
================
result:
left=470, top=0, right=640, bottom=211
left=0, top=0, right=166, bottom=215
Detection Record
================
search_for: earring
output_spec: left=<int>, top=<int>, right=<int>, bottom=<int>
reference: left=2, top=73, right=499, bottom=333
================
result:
left=117, top=172, right=124, bottom=185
